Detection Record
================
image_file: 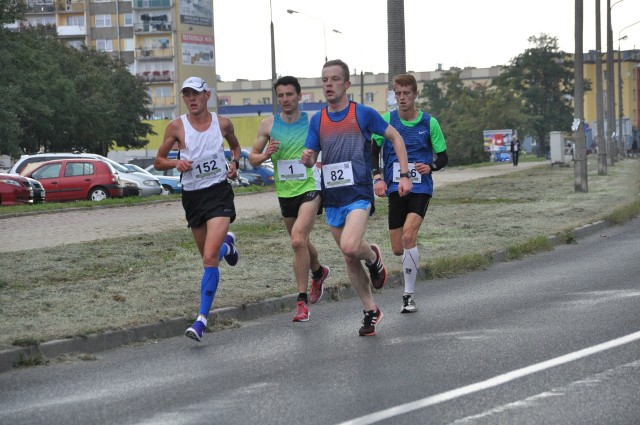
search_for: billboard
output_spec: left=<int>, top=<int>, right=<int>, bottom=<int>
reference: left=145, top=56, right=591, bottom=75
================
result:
left=483, top=129, right=514, bottom=162
left=181, top=33, right=215, bottom=67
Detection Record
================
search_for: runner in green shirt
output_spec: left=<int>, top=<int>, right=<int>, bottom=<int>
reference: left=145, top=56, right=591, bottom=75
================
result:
left=249, top=76, right=331, bottom=323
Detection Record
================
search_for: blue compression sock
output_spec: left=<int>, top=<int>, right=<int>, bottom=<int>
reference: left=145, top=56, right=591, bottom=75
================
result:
left=218, top=243, right=229, bottom=261
left=199, top=267, right=220, bottom=316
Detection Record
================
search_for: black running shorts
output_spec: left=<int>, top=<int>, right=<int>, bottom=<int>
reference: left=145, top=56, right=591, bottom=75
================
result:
left=388, top=191, right=431, bottom=230
left=182, top=180, right=236, bottom=228
left=278, top=190, right=322, bottom=218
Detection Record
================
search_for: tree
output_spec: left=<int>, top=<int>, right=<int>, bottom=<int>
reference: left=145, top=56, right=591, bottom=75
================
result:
left=0, top=25, right=153, bottom=158
left=0, top=0, right=26, bottom=25
left=492, top=34, right=575, bottom=156
left=419, top=69, right=529, bottom=165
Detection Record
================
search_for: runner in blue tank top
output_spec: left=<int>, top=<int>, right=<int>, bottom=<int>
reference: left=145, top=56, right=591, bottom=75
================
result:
left=371, top=74, right=448, bottom=315
left=301, top=60, right=413, bottom=336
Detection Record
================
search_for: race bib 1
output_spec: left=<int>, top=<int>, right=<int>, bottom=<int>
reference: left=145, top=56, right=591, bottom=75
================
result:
left=277, top=159, right=307, bottom=181
left=322, top=161, right=354, bottom=189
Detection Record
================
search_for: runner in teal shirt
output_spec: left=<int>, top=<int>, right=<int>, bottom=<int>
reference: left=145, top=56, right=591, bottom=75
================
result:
left=249, top=76, right=330, bottom=323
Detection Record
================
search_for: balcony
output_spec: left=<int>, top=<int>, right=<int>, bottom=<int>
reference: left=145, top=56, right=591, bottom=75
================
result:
left=138, top=70, right=175, bottom=83
left=133, top=0, right=171, bottom=9
left=27, top=3, right=55, bottom=13
left=135, top=46, right=174, bottom=60
left=134, top=22, right=172, bottom=33
left=57, top=25, right=86, bottom=36
left=57, top=1, right=85, bottom=12
left=150, top=96, right=176, bottom=107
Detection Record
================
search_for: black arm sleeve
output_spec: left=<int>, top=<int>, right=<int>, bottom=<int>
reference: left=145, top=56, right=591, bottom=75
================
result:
left=370, top=141, right=382, bottom=177
left=430, top=150, right=448, bottom=171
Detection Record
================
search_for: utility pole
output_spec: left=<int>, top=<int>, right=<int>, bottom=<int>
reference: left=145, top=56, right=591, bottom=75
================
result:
left=387, top=0, right=406, bottom=110
left=270, top=0, right=278, bottom=115
left=595, top=0, right=608, bottom=175
left=606, top=0, right=616, bottom=165
left=574, top=0, right=588, bottom=192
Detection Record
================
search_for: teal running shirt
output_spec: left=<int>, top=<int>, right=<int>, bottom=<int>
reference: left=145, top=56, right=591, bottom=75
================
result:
left=270, top=112, right=316, bottom=198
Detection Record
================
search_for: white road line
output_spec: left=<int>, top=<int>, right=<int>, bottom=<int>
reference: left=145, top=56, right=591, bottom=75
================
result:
left=336, top=331, right=640, bottom=425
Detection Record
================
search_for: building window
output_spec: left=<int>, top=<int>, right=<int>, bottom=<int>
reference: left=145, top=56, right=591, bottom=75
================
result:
left=243, top=98, right=251, bottom=105
left=365, top=92, right=374, bottom=103
left=66, top=15, right=84, bottom=26
left=262, top=97, right=271, bottom=105
left=155, top=86, right=171, bottom=98
left=123, top=13, right=133, bottom=27
left=67, top=40, right=84, bottom=50
left=347, top=93, right=354, bottom=101
left=123, top=38, right=134, bottom=51
left=96, top=39, right=113, bottom=52
left=95, top=14, right=112, bottom=28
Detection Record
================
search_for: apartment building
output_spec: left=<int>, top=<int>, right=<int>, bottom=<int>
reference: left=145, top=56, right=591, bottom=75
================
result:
left=12, top=4, right=640, bottom=154
left=21, top=0, right=216, bottom=120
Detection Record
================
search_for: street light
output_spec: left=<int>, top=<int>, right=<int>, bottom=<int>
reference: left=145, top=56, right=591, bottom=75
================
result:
left=617, top=20, right=640, bottom=157
left=617, top=34, right=627, bottom=159
left=270, top=0, right=277, bottom=115
left=287, top=9, right=330, bottom=62
left=606, top=0, right=624, bottom=163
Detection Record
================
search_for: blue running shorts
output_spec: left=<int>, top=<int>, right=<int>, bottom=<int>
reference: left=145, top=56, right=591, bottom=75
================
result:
left=325, top=199, right=371, bottom=228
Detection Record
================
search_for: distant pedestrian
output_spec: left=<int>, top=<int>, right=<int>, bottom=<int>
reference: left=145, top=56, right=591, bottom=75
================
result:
left=510, top=136, right=520, bottom=166
left=155, top=76, right=241, bottom=342
left=301, top=60, right=413, bottom=336
left=249, top=76, right=330, bottom=323
left=632, top=138, right=638, bottom=159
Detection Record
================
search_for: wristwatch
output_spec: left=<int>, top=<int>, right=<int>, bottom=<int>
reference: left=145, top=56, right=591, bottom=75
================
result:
left=399, top=172, right=410, bottom=179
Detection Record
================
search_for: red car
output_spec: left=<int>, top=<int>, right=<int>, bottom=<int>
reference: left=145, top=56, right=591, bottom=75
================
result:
left=25, top=159, right=124, bottom=202
left=0, top=173, right=33, bottom=206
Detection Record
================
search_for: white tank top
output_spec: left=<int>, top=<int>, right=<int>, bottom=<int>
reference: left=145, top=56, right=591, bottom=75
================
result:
left=179, top=112, right=228, bottom=191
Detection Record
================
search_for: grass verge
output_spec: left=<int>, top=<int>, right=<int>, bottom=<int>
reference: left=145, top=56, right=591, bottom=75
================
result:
left=0, top=158, right=638, bottom=350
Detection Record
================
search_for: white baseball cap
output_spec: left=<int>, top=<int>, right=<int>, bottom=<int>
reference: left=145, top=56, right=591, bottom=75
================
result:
left=181, top=77, right=211, bottom=92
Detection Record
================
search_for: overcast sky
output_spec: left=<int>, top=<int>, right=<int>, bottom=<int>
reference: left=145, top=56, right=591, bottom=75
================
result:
left=212, top=0, right=640, bottom=81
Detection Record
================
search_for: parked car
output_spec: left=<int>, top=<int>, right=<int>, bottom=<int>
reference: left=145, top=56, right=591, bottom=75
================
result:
left=145, top=164, right=181, bottom=178
left=123, top=163, right=183, bottom=194
left=24, top=177, right=45, bottom=203
left=145, top=164, right=250, bottom=190
left=224, top=149, right=275, bottom=186
left=25, top=159, right=124, bottom=202
left=0, top=173, right=33, bottom=206
left=11, top=152, right=163, bottom=197
left=237, top=170, right=264, bottom=186
left=231, top=174, right=251, bottom=187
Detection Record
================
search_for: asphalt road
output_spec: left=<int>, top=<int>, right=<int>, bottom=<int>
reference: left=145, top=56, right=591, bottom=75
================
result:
left=1, top=216, right=638, bottom=424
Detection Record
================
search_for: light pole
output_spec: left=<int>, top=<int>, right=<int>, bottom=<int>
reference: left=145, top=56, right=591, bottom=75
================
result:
left=617, top=20, right=640, bottom=157
left=617, top=35, right=627, bottom=159
left=606, top=0, right=623, bottom=164
left=287, top=9, right=329, bottom=62
left=270, top=0, right=277, bottom=115
left=595, top=0, right=607, bottom=175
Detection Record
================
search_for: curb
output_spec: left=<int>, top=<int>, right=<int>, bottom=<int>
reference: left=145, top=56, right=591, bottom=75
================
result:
left=0, top=220, right=609, bottom=374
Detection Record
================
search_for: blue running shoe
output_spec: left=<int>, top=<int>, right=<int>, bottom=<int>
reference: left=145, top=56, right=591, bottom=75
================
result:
left=223, top=232, right=239, bottom=266
left=185, top=320, right=206, bottom=342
